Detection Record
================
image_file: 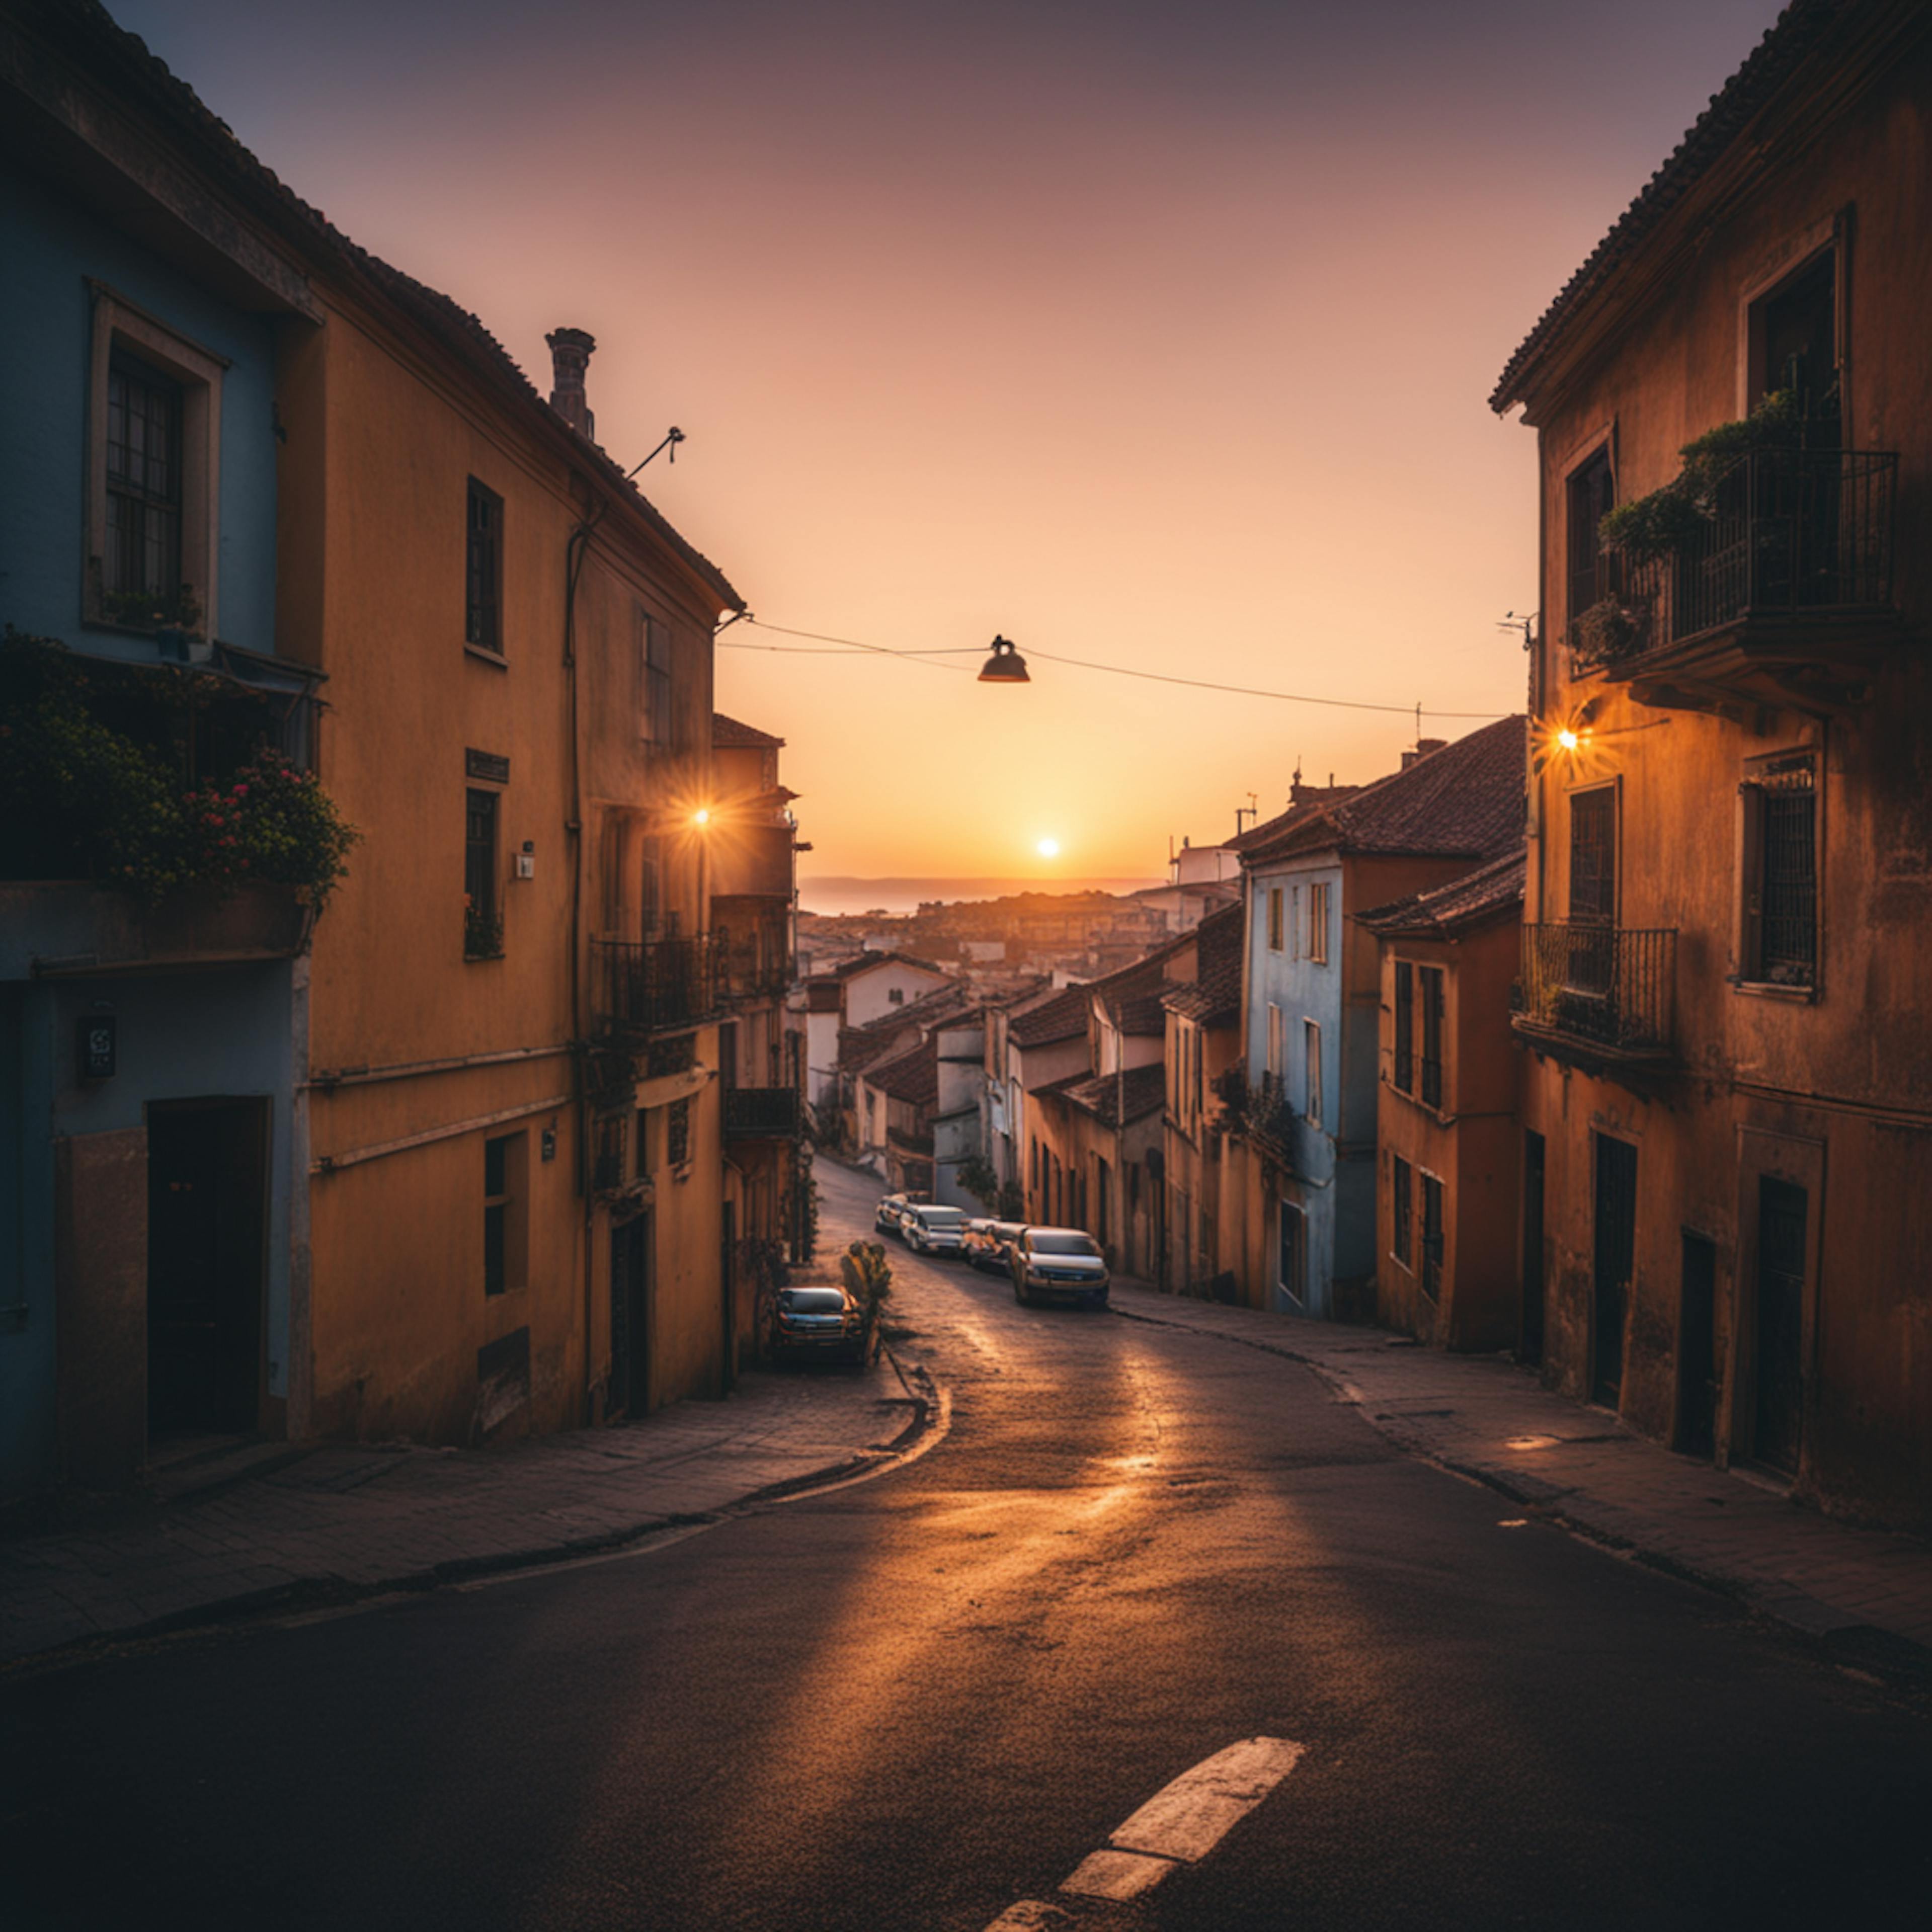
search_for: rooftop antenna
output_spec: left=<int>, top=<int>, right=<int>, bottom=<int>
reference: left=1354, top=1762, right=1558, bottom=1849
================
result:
left=1499, top=609, right=1538, bottom=650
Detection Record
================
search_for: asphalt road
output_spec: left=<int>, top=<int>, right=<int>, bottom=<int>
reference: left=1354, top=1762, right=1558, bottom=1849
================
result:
left=5, top=1161, right=1929, bottom=1930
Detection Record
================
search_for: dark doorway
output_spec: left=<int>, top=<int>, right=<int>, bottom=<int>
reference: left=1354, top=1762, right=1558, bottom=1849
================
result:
left=147, top=1099, right=267, bottom=1437
left=719, top=1199, right=737, bottom=1397
left=1677, top=1231, right=1718, bottom=1459
left=1278, top=1200, right=1305, bottom=1307
left=1754, top=1177, right=1808, bottom=1477
left=1520, top=1131, right=1546, bottom=1364
left=609, top=1212, right=652, bottom=1419
left=1758, top=250, right=1838, bottom=439
left=1591, top=1133, right=1637, bottom=1407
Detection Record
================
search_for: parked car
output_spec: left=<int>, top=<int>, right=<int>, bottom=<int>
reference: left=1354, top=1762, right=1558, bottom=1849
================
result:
left=1011, top=1227, right=1110, bottom=1308
left=874, top=1193, right=912, bottom=1237
left=769, top=1282, right=868, bottom=1362
left=964, top=1219, right=1026, bottom=1274
left=902, top=1203, right=969, bottom=1256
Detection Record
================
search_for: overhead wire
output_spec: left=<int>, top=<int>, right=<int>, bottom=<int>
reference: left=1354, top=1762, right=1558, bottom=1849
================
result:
left=720, top=616, right=1509, bottom=719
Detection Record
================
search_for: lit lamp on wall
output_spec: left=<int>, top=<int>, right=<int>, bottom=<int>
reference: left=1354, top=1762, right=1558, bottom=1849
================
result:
left=978, top=636, right=1029, bottom=684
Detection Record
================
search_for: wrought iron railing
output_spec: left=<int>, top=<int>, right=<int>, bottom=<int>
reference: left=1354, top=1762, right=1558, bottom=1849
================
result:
left=592, top=935, right=718, bottom=1036
left=1571, top=447, right=1897, bottom=672
left=717, top=943, right=793, bottom=1005
left=1514, top=924, right=1676, bottom=1057
left=723, top=1086, right=802, bottom=1140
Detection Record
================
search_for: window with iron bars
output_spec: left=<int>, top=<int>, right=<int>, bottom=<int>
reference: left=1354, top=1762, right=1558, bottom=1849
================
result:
left=592, top=1112, right=627, bottom=1193
left=1391, top=1155, right=1412, bottom=1268
left=1420, top=1173, right=1444, bottom=1301
left=1742, top=755, right=1817, bottom=989
left=1393, top=959, right=1413, bottom=1092
left=1419, top=965, right=1444, bottom=1109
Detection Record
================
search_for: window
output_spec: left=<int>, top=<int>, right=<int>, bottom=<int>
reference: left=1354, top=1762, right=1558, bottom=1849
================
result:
left=466, top=479, right=503, bottom=653
left=1096, top=1157, right=1110, bottom=1240
left=1391, top=1155, right=1412, bottom=1268
left=1308, top=883, right=1330, bottom=964
left=600, top=816, right=626, bottom=934
left=1278, top=1201, right=1304, bottom=1303
left=1304, top=1020, right=1322, bottom=1124
left=1569, top=787, right=1617, bottom=924
left=483, top=1132, right=526, bottom=1296
left=634, top=1107, right=652, bottom=1178
left=1266, top=1002, right=1283, bottom=1079
left=1291, top=887, right=1302, bottom=958
left=1752, top=248, right=1838, bottom=437
left=1267, top=888, right=1284, bottom=951
left=1393, top=959, right=1414, bottom=1093
left=638, top=839, right=663, bottom=939
left=86, top=284, right=223, bottom=635
left=1421, top=1174, right=1445, bottom=1301
left=1741, top=754, right=1817, bottom=988
left=105, top=353, right=182, bottom=614
left=1419, top=966, right=1444, bottom=1109
left=465, top=788, right=502, bottom=958
left=667, top=1096, right=691, bottom=1166
left=889, top=987, right=905, bottom=1005
left=1566, top=447, right=1615, bottom=624
left=641, top=611, right=673, bottom=746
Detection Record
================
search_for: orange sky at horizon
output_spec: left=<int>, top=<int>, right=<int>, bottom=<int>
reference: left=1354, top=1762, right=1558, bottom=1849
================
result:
left=117, top=0, right=1787, bottom=881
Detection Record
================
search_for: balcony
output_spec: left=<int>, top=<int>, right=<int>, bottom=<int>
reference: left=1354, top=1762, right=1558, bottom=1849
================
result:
left=723, top=1086, right=802, bottom=1141
left=1570, top=448, right=1899, bottom=712
left=1513, top=924, right=1676, bottom=1067
left=592, top=935, right=718, bottom=1037
left=716, top=934, right=792, bottom=1007
left=6, top=880, right=311, bottom=977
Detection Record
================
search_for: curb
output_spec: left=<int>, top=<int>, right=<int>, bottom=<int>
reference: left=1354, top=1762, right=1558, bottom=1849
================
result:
left=1111, top=1297, right=1932, bottom=1692
left=0, top=1356, right=949, bottom=1681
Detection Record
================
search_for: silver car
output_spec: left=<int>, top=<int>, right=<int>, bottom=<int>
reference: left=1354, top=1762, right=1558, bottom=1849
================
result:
left=902, top=1204, right=969, bottom=1256
left=1011, top=1227, right=1110, bottom=1308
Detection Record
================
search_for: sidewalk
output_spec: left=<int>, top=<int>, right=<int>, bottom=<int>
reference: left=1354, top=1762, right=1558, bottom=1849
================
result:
left=0, top=1357, right=933, bottom=1670
left=1109, top=1278, right=1932, bottom=1675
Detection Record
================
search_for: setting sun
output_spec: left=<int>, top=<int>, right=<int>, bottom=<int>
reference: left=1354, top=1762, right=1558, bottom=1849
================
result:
left=1036, top=838, right=1061, bottom=858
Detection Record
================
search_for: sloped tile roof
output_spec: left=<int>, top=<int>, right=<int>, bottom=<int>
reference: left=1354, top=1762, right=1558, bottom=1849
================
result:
left=1491, top=0, right=1860, bottom=412
left=1225, top=792, right=1357, bottom=854
left=1242, top=717, right=1525, bottom=867
left=712, top=713, right=784, bottom=749
left=33, top=0, right=742, bottom=609
left=1355, top=847, right=1527, bottom=939
left=1007, top=985, right=1091, bottom=1048
left=1162, top=902, right=1245, bottom=1025
left=856, top=984, right=976, bottom=1034
left=1035, top=1061, right=1167, bottom=1128
left=864, top=1041, right=938, bottom=1110
left=832, top=950, right=949, bottom=981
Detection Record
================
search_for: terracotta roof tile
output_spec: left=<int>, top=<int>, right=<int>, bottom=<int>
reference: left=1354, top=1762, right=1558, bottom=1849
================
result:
left=1007, top=986, right=1091, bottom=1047
left=712, top=713, right=784, bottom=749
left=1242, top=717, right=1525, bottom=868
left=865, top=1041, right=938, bottom=1110
left=1356, top=848, right=1527, bottom=939
left=1035, top=1062, right=1166, bottom=1128
left=1162, top=902, right=1245, bottom=1025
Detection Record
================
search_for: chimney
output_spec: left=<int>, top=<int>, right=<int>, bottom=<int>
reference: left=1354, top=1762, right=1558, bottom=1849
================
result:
left=545, top=327, right=596, bottom=439
left=1400, top=737, right=1448, bottom=771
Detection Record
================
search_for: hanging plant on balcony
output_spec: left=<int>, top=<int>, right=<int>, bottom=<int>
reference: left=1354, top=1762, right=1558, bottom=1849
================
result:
left=1597, top=389, right=1803, bottom=564
left=463, top=895, right=505, bottom=959
left=1571, top=597, right=1646, bottom=665
left=1, top=628, right=357, bottom=908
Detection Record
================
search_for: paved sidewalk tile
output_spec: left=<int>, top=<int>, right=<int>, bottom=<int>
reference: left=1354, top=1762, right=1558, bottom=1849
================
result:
left=0, top=1362, right=919, bottom=1667
left=1109, top=1277, right=1932, bottom=1663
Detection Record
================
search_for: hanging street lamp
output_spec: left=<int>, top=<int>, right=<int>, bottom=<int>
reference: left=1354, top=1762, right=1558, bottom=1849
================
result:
left=978, top=635, right=1030, bottom=684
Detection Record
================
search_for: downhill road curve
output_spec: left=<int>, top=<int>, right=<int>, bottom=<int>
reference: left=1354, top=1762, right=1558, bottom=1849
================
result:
left=4, top=1160, right=1928, bottom=1929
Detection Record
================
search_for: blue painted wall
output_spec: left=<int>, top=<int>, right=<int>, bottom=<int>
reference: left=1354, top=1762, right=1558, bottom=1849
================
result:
left=1244, top=856, right=1364, bottom=1317
left=0, top=164, right=280, bottom=658
left=0, top=158, right=293, bottom=1499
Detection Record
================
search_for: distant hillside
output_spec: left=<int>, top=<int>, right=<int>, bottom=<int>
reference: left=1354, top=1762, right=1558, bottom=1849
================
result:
left=800, top=875, right=1165, bottom=917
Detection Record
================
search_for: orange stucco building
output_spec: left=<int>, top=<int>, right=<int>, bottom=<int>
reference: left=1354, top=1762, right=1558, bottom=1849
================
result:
left=1494, top=0, right=1932, bottom=1526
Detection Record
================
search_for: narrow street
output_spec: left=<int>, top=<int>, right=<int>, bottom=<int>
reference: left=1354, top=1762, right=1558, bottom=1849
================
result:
left=4, top=1161, right=1927, bottom=1931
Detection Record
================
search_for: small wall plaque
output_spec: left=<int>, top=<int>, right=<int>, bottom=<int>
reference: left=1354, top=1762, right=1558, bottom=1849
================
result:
left=77, top=1012, right=117, bottom=1081
left=465, top=748, right=510, bottom=784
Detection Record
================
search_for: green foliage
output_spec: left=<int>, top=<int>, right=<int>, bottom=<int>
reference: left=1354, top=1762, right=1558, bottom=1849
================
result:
left=463, top=898, right=505, bottom=958
left=101, top=583, right=202, bottom=633
left=1572, top=597, right=1645, bottom=664
left=1597, top=390, right=1804, bottom=564
left=839, top=1239, right=894, bottom=1315
left=0, top=628, right=357, bottom=908
left=955, top=1153, right=1002, bottom=1212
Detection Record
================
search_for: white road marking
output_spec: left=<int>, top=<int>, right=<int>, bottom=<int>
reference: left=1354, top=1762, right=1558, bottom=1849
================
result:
left=1060, top=1848, right=1178, bottom=1901
left=982, top=1901, right=1073, bottom=1929
left=1109, top=1734, right=1305, bottom=1864
left=981, top=1737, right=1307, bottom=1928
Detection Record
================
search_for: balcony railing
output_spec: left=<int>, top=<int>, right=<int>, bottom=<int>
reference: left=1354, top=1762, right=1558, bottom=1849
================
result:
left=1514, top=924, right=1676, bottom=1059
left=592, top=935, right=718, bottom=1036
left=1571, top=447, right=1897, bottom=673
left=723, top=1086, right=803, bottom=1141
left=717, top=941, right=793, bottom=1005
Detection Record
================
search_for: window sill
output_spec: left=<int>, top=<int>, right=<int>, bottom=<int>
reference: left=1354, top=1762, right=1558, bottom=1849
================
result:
left=1729, top=978, right=1816, bottom=1004
left=464, top=949, right=506, bottom=964
left=464, top=642, right=509, bottom=669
